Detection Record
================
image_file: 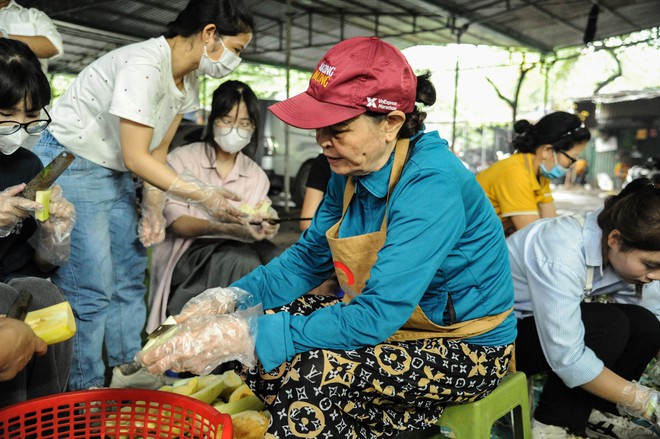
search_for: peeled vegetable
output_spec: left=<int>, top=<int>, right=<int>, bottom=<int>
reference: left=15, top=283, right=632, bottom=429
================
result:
left=158, top=370, right=245, bottom=405
left=24, top=301, right=76, bottom=344
left=34, top=189, right=51, bottom=221
left=213, top=393, right=265, bottom=415
left=213, top=383, right=265, bottom=415
left=231, top=410, right=270, bottom=439
left=161, top=371, right=269, bottom=439
left=142, top=315, right=178, bottom=351
left=238, top=201, right=272, bottom=215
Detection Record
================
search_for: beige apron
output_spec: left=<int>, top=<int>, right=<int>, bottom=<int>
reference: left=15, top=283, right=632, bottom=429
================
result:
left=325, top=138, right=512, bottom=343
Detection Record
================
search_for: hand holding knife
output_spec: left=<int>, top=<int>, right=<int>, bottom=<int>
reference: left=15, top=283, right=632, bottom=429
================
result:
left=6, top=290, right=33, bottom=321
left=250, top=217, right=313, bottom=225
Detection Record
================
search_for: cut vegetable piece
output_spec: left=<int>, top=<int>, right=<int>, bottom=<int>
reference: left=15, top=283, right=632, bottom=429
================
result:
left=34, top=189, right=51, bottom=221
left=190, top=374, right=226, bottom=404
left=24, top=301, right=76, bottom=344
left=228, top=383, right=253, bottom=402
left=213, top=394, right=265, bottom=415
left=231, top=410, right=270, bottom=439
left=171, top=376, right=199, bottom=395
left=142, top=316, right=179, bottom=351
left=218, top=370, right=245, bottom=399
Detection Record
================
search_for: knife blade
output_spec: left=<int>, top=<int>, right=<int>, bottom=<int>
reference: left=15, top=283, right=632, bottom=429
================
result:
left=20, top=151, right=76, bottom=201
left=250, top=217, right=313, bottom=225
left=6, top=290, right=33, bottom=321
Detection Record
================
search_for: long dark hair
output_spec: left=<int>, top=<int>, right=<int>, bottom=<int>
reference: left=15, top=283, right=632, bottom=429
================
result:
left=202, top=80, right=260, bottom=154
left=597, top=177, right=660, bottom=260
left=365, top=71, right=436, bottom=139
left=0, top=39, right=50, bottom=111
left=163, top=0, right=254, bottom=38
left=513, top=111, right=591, bottom=154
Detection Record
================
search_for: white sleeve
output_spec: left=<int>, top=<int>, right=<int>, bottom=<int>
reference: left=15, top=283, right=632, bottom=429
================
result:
left=109, top=63, right=163, bottom=128
left=26, top=8, right=63, bottom=58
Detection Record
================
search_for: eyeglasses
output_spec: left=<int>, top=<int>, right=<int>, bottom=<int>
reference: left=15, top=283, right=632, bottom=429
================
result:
left=0, top=108, right=52, bottom=135
left=214, top=118, right=255, bottom=139
left=558, top=149, right=578, bottom=166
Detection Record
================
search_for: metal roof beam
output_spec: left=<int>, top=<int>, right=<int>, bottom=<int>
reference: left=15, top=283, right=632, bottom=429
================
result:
left=405, top=0, right=554, bottom=51
left=589, top=0, right=639, bottom=29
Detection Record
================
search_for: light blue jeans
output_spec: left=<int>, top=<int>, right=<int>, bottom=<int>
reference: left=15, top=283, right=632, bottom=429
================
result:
left=34, top=131, right=147, bottom=390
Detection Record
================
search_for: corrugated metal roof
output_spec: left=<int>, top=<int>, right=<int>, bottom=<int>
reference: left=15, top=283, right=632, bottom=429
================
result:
left=20, top=0, right=660, bottom=73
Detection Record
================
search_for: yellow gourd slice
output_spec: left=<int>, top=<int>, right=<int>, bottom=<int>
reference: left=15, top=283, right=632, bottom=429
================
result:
left=34, top=189, right=51, bottom=221
left=24, top=301, right=76, bottom=344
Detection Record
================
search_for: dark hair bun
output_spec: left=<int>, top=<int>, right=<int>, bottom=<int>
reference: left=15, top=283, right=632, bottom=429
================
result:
left=514, top=120, right=532, bottom=135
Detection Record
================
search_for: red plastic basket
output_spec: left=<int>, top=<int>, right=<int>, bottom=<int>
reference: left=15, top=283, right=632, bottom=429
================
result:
left=0, top=389, right=232, bottom=439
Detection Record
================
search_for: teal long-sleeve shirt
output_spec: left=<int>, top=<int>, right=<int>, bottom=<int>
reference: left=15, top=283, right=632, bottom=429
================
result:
left=233, top=130, right=516, bottom=372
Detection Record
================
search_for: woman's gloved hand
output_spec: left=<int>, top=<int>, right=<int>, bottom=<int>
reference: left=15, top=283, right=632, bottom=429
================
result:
left=137, top=306, right=260, bottom=375
left=167, top=173, right=245, bottom=224
left=203, top=221, right=267, bottom=243
left=175, top=286, right=254, bottom=323
left=139, top=182, right=166, bottom=247
left=29, top=185, right=76, bottom=266
left=261, top=206, right=280, bottom=239
left=617, top=380, right=660, bottom=425
left=0, top=183, right=41, bottom=237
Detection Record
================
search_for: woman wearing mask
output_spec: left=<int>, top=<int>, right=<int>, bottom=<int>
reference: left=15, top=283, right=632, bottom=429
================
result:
left=509, top=178, right=660, bottom=438
left=139, top=37, right=516, bottom=438
left=0, top=38, right=75, bottom=406
left=476, top=112, right=590, bottom=236
left=32, top=0, right=254, bottom=390
left=147, top=80, right=280, bottom=333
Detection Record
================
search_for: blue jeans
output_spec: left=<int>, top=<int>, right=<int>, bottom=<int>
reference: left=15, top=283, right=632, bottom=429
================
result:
left=34, top=131, right=147, bottom=390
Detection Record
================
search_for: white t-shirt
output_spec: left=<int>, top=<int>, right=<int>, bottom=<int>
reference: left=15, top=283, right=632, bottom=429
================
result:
left=0, top=0, right=63, bottom=73
left=48, top=36, right=200, bottom=171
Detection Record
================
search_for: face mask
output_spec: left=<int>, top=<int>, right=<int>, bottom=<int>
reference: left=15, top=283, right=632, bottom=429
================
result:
left=0, top=129, right=29, bottom=155
left=214, top=126, right=252, bottom=154
left=540, top=151, right=569, bottom=179
left=198, top=38, right=242, bottom=78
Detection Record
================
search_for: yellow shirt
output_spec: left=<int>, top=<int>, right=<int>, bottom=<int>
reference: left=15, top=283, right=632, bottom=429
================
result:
left=476, top=153, right=553, bottom=235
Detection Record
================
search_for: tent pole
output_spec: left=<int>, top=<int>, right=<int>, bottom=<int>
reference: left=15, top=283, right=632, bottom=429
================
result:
left=283, top=0, right=292, bottom=213
left=450, top=28, right=464, bottom=152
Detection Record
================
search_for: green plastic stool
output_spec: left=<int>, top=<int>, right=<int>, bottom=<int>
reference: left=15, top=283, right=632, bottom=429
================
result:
left=431, top=371, right=532, bottom=439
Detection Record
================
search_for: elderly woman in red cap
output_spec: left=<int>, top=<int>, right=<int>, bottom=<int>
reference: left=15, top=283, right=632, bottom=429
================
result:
left=140, top=36, right=516, bottom=438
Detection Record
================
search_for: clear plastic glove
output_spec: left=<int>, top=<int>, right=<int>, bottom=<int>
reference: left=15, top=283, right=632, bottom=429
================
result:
left=175, top=286, right=255, bottom=323
left=0, top=183, right=41, bottom=237
left=139, top=182, right=166, bottom=247
left=617, top=380, right=660, bottom=425
left=242, top=203, right=279, bottom=240
left=261, top=206, right=280, bottom=239
left=167, top=173, right=245, bottom=224
left=137, top=306, right=261, bottom=375
left=28, top=185, right=76, bottom=266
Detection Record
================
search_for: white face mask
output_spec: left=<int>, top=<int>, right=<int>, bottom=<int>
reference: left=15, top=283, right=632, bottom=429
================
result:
left=214, top=126, right=252, bottom=154
left=198, top=38, right=242, bottom=78
left=0, top=129, right=28, bottom=155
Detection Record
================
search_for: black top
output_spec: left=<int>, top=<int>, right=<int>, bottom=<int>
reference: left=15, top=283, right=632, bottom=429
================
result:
left=305, top=153, right=331, bottom=194
left=0, top=147, right=47, bottom=281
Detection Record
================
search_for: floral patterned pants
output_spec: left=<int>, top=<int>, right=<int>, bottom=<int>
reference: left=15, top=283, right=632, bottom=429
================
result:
left=242, top=295, right=513, bottom=438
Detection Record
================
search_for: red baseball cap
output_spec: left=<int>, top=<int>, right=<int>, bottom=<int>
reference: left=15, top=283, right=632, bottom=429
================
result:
left=269, top=36, right=417, bottom=129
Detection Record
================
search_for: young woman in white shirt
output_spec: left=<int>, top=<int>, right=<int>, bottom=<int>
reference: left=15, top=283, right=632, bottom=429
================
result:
left=32, top=0, right=254, bottom=391
left=508, top=178, right=660, bottom=438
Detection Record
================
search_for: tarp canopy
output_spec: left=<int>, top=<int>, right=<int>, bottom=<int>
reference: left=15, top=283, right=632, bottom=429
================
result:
left=20, top=0, right=660, bottom=74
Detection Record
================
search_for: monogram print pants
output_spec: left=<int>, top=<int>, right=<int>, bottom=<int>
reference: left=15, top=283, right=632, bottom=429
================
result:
left=241, top=295, right=513, bottom=438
